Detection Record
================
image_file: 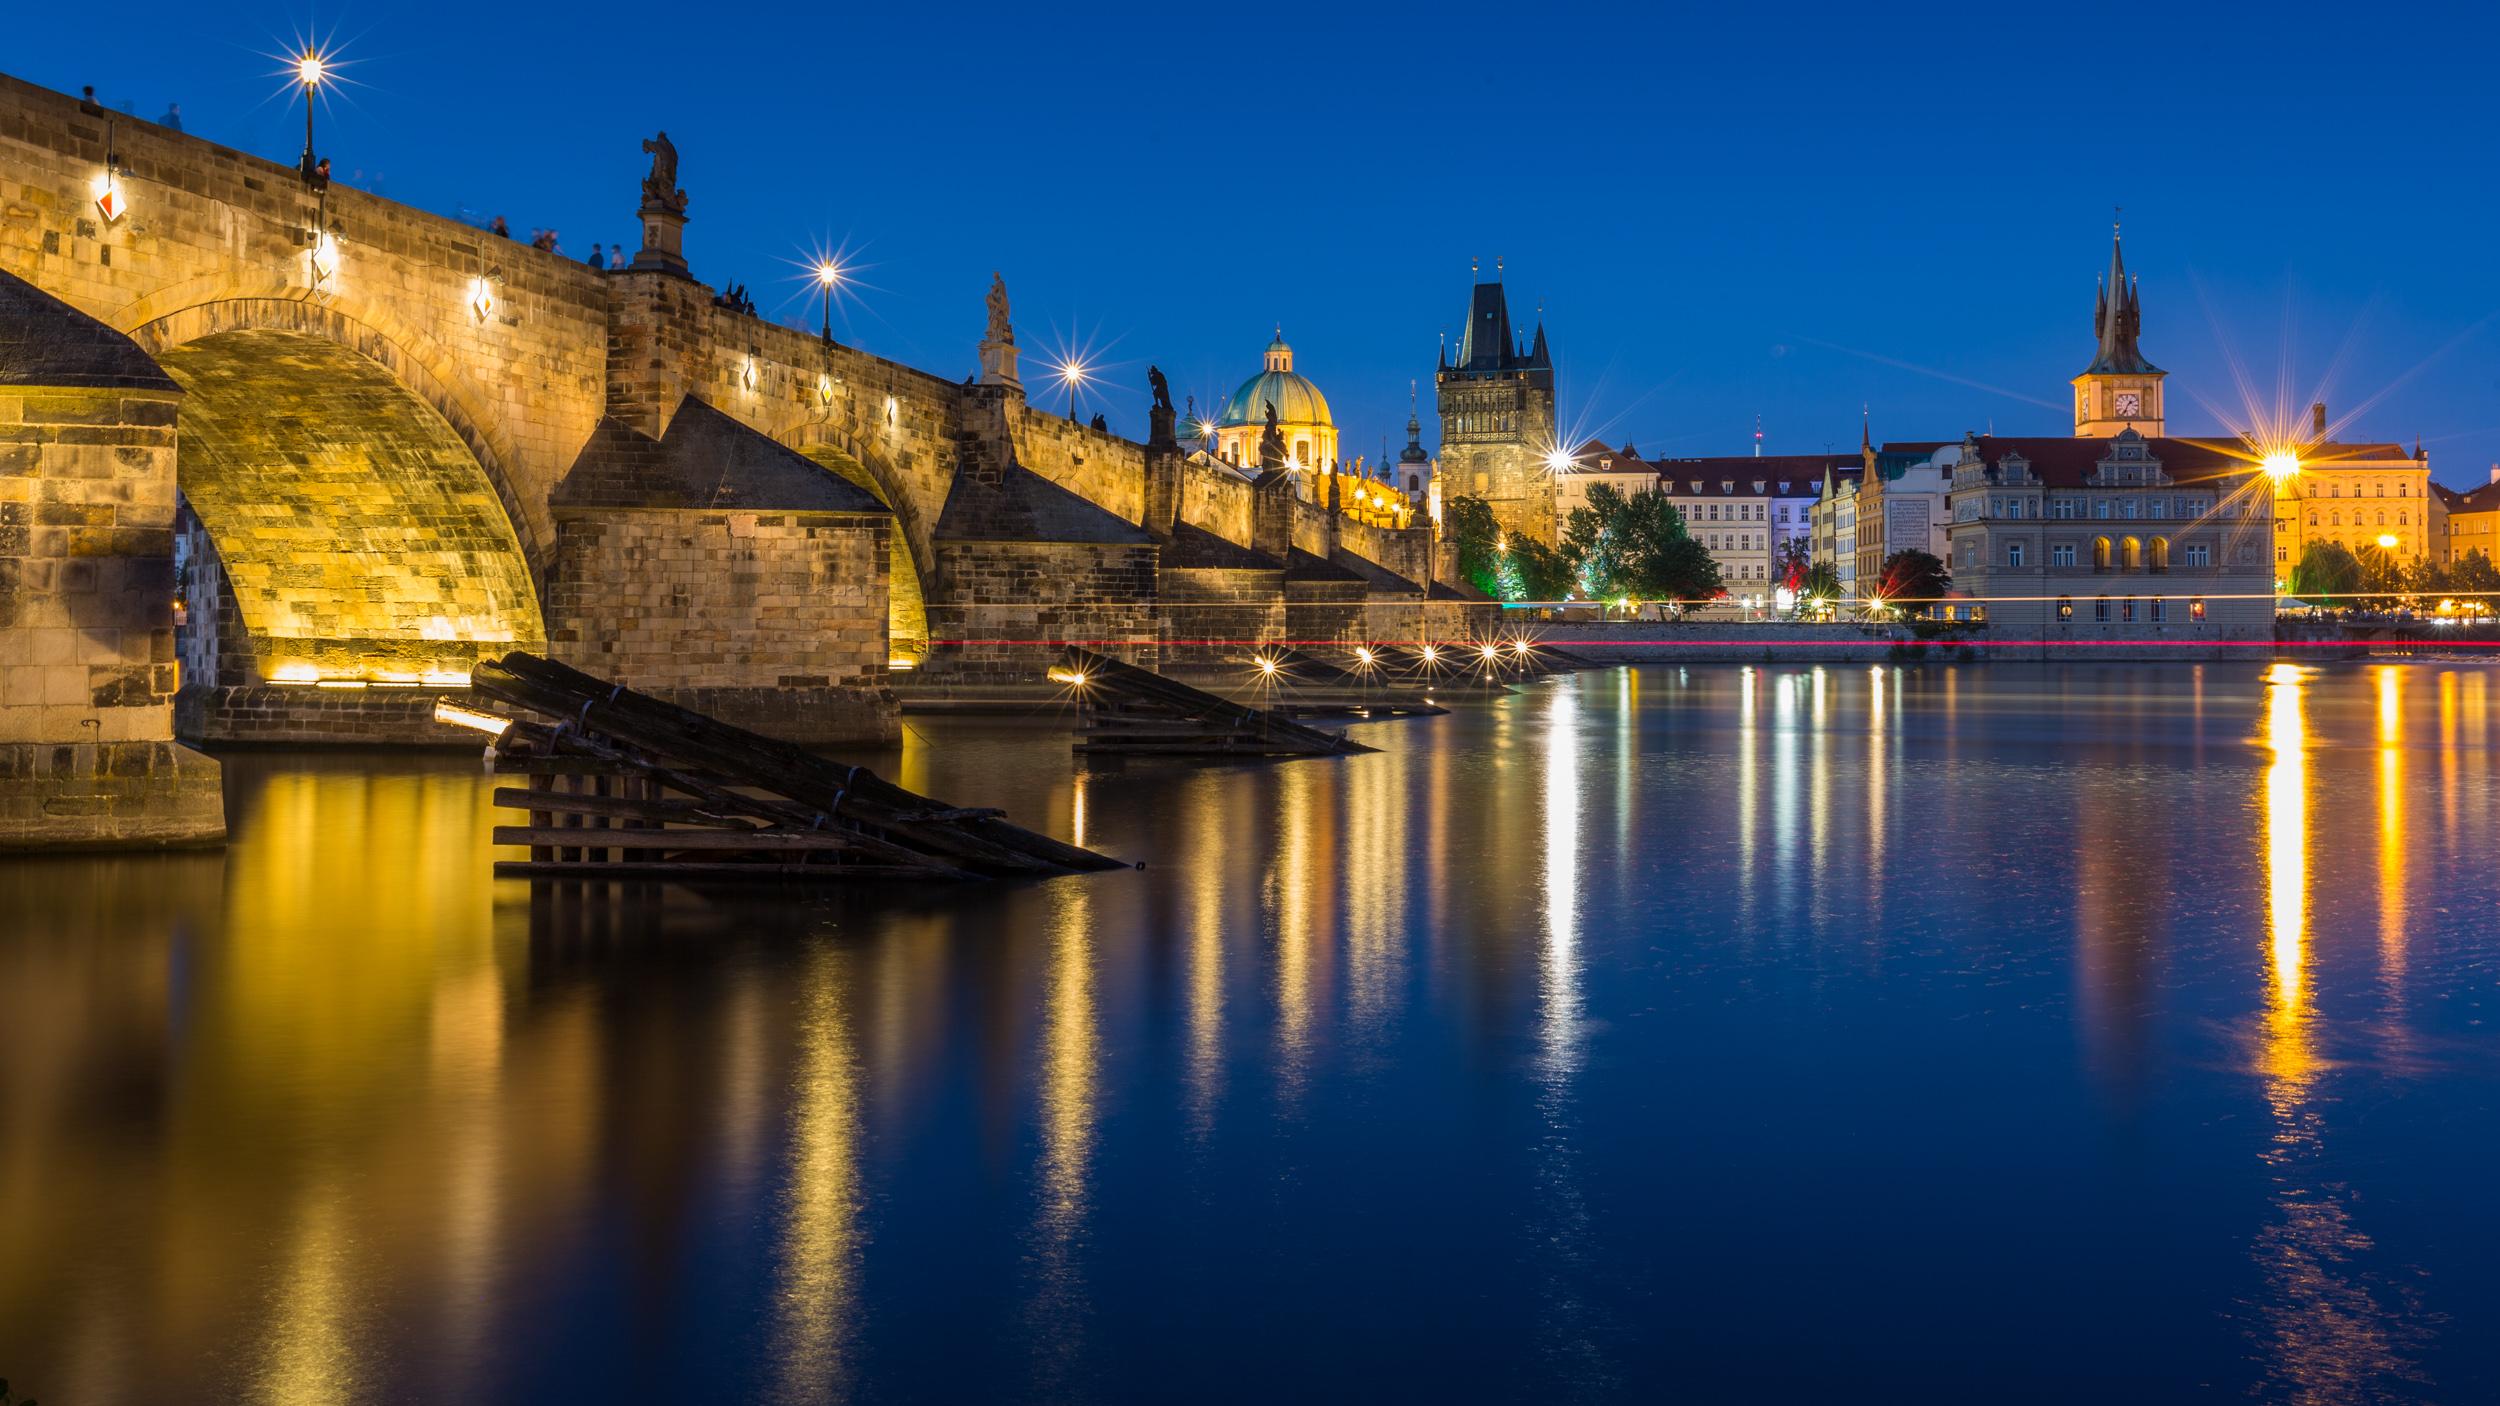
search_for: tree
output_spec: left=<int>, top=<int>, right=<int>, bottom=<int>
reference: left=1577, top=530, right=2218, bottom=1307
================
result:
left=2400, top=555, right=2451, bottom=599
left=1774, top=537, right=1813, bottom=591
left=1500, top=533, right=1574, bottom=602
left=2354, top=542, right=2406, bottom=599
left=1795, top=561, right=1842, bottom=616
left=1872, top=549, right=1950, bottom=613
left=2290, top=540, right=2361, bottom=607
left=2449, top=549, right=2500, bottom=597
left=1444, top=494, right=1509, bottom=600
left=1559, top=484, right=1722, bottom=605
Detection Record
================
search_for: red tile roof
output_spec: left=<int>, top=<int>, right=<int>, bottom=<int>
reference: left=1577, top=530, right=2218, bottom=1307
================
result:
left=1959, top=435, right=2413, bottom=489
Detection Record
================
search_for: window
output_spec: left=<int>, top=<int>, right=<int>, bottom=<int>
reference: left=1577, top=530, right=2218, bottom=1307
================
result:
left=2190, top=597, right=2207, bottom=621
left=2120, top=596, right=2136, bottom=623
left=2052, top=544, right=2077, bottom=567
left=2185, top=544, right=2210, bottom=567
left=2376, top=483, right=2386, bottom=497
left=2121, top=536, right=2142, bottom=570
left=2277, top=545, right=2288, bottom=562
left=2094, top=595, right=2111, bottom=622
left=2057, top=595, right=2073, bottom=620
left=2150, top=537, right=2170, bottom=572
left=2150, top=597, right=2166, bottom=623
left=2093, top=536, right=2112, bottom=570
left=2094, top=500, right=2113, bottom=519
left=2309, top=512, right=2320, bottom=527
left=2008, top=541, right=2026, bottom=567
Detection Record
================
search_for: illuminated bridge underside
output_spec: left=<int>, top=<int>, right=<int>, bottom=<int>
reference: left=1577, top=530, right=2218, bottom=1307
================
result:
left=159, top=330, right=545, bottom=683
left=804, top=444, right=928, bottom=662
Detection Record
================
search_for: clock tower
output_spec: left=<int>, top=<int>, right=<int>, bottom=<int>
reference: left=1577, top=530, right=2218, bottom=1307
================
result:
left=2071, top=223, right=2164, bottom=437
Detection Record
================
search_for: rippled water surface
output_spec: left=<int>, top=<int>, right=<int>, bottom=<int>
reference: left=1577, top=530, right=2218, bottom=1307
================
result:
left=5, top=662, right=2499, bottom=1403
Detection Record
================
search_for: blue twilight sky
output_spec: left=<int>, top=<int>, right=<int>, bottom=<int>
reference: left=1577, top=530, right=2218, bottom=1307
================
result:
left=14, top=1, right=2500, bottom=483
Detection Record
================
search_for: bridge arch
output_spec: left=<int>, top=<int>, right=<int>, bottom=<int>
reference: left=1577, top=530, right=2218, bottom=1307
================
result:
left=149, top=323, right=546, bottom=687
left=124, top=294, right=548, bottom=572
left=779, top=422, right=935, bottom=665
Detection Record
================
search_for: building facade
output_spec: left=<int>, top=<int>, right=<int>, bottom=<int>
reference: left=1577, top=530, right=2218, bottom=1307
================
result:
left=2267, top=402, right=2433, bottom=578
left=2436, top=472, right=2500, bottom=564
left=1215, top=333, right=1336, bottom=475
left=1942, top=430, right=2273, bottom=636
left=1435, top=274, right=1556, bottom=544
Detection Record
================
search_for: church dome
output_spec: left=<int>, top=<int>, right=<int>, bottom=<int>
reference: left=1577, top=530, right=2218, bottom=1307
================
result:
left=1217, top=334, right=1333, bottom=429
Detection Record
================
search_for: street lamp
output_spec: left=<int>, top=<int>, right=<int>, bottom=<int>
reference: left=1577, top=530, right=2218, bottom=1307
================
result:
left=813, top=259, right=843, bottom=342
left=1057, top=358, right=1088, bottom=421
left=294, top=51, right=328, bottom=184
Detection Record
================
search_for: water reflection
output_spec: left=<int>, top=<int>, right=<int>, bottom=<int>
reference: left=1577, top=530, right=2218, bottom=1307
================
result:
left=768, top=944, right=863, bottom=1403
left=1024, top=881, right=1099, bottom=1390
left=3, top=667, right=2497, bottom=1401
left=2251, top=663, right=2420, bottom=1399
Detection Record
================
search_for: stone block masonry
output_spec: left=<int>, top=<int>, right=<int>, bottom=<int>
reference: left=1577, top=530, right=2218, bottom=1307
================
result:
left=0, top=372, right=221, bottom=847
left=546, top=509, right=898, bottom=742
left=926, top=540, right=1161, bottom=683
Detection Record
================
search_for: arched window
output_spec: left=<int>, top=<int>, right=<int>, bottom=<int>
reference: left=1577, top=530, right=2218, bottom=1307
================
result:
left=2330, top=511, right=2341, bottom=527
left=2398, top=483, right=2409, bottom=497
left=2376, top=483, right=2386, bottom=497
left=2399, top=510, right=2409, bottom=525
left=2121, top=536, right=2142, bottom=570
left=2309, top=512, right=2319, bottom=527
left=2150, top=537, right=2170, bottom=572
left=2093, top=536, right=2112, bottom=570
left=2378, top=510, right=2388, bottom=526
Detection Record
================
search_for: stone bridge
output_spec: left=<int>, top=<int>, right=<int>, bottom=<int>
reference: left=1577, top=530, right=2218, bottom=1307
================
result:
left=0, top=70, right=1483, bottom=847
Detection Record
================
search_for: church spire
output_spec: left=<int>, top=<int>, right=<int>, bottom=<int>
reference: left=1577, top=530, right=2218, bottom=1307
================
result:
left=2086, top=214, right=2159, bottom=374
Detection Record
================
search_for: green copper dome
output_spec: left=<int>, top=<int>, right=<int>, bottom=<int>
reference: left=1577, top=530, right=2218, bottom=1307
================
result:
left=1217, top=334, right=1332, bottom=428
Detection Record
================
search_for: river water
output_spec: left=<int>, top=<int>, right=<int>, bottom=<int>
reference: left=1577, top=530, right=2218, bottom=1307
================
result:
left=3, top=662, right=2496, bottom=1403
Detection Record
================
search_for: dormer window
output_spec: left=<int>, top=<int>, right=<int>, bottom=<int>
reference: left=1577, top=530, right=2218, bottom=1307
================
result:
left=1720, top=480, right=1735, bottom=493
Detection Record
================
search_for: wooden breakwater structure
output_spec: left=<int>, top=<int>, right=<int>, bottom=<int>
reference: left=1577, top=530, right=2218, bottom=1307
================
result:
left=455, top=653, right=1125, bottom=883
left=1055, top=646, right=1378, bottom=758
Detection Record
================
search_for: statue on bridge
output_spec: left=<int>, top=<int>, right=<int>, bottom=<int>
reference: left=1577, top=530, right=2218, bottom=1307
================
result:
left=985, top=272, right=1014, bottom=346
left=1145, top=365, right=1177, bottom=448
left=1147, top=364, right=1171, bottom=414
left=978, top=272, right=1020, bottom=388
left=1258, top=398, right=1286, bottom=471
left=640, top=132, right=688, bottom=214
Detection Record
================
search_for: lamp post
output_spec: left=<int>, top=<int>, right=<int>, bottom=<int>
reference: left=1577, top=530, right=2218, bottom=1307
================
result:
left=295, top=52, right=327, bottom=183
left=2264, top=451, right=2301, bottom=592
left=813, top=259, right=842, bottom=342
left=1059, top=359, right=1087, bottom=422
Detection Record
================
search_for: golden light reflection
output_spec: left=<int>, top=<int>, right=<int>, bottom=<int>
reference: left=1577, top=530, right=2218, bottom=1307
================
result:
left=2251, top=662, right=2418, bottom=1396
left=1539, top=683, right=1583, bottom=1078
left=1024, top=884, right=1099, bottom=1386
left=254, top=1177, right=358, bottom=1406
left=1736, top=667, right=1759, bottom=929
left=1185, top=774, right=1227, bottom=1135
left=2373, top=668, right=2407, bottom=984
left=2262, top=662, right=2311, bottom=1043
left=770, top=945, right=864, bottom=1402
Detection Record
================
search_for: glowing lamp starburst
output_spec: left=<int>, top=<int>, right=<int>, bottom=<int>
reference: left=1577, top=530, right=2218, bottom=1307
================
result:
left=296, top=53, right=329, bottom=86
left=2262, top=451, right=2300, bottom=481
left=2376, top=533, right=2399, bottom=550
left=1544, top=449, right=1576, bottom=475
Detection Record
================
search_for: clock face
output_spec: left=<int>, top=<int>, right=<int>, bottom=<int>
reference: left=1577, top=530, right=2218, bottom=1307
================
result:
left=2114, top=391, right=2143, bottom=419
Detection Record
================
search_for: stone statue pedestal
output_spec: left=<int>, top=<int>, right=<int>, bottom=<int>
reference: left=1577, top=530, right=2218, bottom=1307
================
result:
left=632, top=202, right=689, bottom=276
left=1148, top=402, right=1176, bottom=448
left=979, top=337, right=1019, bottom=389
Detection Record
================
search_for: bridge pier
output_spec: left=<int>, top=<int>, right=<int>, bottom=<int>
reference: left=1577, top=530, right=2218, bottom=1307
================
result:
left=0, top=275, right=223, bottom=849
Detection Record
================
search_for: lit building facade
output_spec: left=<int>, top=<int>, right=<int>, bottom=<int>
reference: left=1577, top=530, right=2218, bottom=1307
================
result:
left=1436, top=273, right=1556, bottom=544
left=1942, top=430, right=2272, bottom=635
left=2266, top=403, right=2432, bottom=576
left=2435, top=472, right=2500, bottom=564
left=1214, top=333, right=1336, bottom=474
left=1554, top=440, right=1664, bottom=531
